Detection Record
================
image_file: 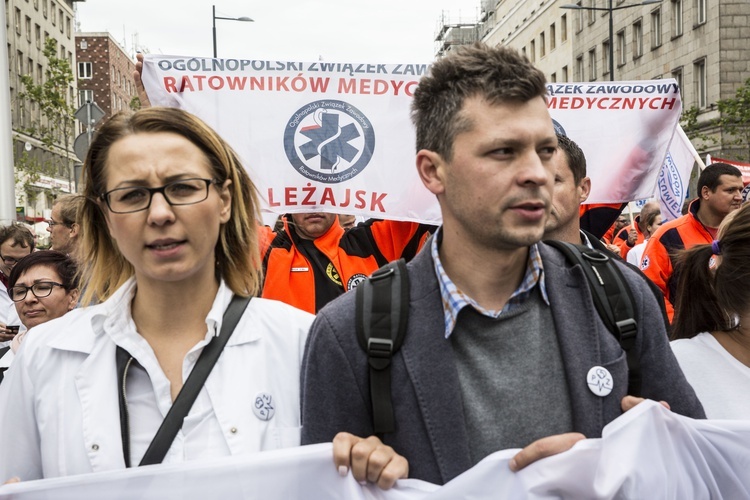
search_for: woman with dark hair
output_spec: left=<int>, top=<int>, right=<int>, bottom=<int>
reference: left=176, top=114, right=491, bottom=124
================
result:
left=670, top=203, right=750, bottom=419
left=0, top=251, right=78, bottom=382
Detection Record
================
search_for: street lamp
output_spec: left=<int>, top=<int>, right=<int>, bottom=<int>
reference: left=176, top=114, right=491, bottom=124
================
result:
left=212, top=5, right=254, bottom=58
left=560, top=0, right=662, bottom=81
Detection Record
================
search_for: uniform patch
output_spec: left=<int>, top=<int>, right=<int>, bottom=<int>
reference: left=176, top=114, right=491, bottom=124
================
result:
left=326, top=263, right=343, bottom=286
left=347, top=273, right=367, bottom=290
left=640, top=256, right=650, bottom=270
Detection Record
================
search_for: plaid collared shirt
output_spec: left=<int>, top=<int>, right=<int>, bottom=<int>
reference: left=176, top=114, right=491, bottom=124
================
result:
left=431, top=229, right=549, bottom=338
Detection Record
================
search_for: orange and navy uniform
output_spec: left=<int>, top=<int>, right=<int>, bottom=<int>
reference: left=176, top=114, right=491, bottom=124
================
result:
left=613, top=216, right=644, bottom=259
left=259, top=215, right=433, bottom=314
left=640, top=199, right=714, bottom=321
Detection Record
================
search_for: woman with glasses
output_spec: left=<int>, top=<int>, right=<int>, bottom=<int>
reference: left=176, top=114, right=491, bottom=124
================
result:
left=0, top=251, right=78, bottom=383
left=0, top=108, right=317, bottom=481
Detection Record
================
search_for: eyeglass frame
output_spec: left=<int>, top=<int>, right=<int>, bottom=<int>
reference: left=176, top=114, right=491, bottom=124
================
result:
left=1, top=254, right=25, bottom=267
left=46, top=218, right=72, bottom=228
left=9, top=281, right=67, bottom=302
left=98, top=178, right=221, bottom=214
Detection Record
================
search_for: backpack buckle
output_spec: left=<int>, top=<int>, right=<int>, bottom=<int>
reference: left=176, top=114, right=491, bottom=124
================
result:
left=616, top=318, right=637, bottom=348
left=367, top=338, right=394, bottom=357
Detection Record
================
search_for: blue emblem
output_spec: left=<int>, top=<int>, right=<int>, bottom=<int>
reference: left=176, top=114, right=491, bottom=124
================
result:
left=742, top=184, right=750, bottom=204
left=657, top=153, right=685, bottom=220
left=284, top=100, right=375, bottom=184
left=552, top=119, right=566, bottom=137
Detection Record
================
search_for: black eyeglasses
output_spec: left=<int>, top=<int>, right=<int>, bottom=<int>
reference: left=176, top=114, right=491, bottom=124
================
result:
left=47, top=218, right=70, bottom=228
left=99, top=178, right=221, bottom=214
left=9, top=281, right=66, bottom=302
left=1, top=255, right=24, bottom=267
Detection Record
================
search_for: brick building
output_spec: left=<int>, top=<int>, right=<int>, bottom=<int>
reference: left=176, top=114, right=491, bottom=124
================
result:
left=75, top=32, right=136, bottom=125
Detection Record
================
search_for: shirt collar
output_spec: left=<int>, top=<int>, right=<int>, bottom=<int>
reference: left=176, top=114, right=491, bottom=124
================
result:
left=431, top=228, right=549, bottom=339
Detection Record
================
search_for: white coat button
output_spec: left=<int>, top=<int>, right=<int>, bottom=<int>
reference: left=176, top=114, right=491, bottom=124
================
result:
left=253, top=392, right=275, bottom=421
left=230, top=427, right=238, bottom=434
left=587, top=366, right=613, bottom=397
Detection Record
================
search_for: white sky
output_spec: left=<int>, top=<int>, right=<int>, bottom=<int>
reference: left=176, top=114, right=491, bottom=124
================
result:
left=75, top=0, right=482, bottom=63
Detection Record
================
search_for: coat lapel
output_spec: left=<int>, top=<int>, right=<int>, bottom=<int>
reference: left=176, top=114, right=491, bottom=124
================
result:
left=399, top=248, right=473, bottom=483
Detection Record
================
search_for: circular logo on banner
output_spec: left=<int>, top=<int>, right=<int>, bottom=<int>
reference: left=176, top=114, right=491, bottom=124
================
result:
left=552, top=118, right=567, bottom=137
left=284, top=100, right=375, bottom=184
left=742, top=184, right=750, bottom=204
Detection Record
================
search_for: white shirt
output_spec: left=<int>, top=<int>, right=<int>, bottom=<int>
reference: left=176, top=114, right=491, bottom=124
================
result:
left=0, top=277, right=314, bottom=480
left=671, top=332, right=750, bottom=419
left=626, top=239, right=649, bottom=268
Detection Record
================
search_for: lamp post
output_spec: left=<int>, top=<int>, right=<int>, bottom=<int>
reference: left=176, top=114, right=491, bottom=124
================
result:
left=560, top=0, right=662, bottom=81
left=212, top=5, right=254, bottom=58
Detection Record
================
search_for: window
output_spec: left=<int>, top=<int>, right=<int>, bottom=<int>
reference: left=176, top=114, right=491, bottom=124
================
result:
left=27, top=57, right=32, bottom=78
left=550, top=72, right=557, bottom=83
left=651, top=8, right=662, bottom=48
left=58, top=9, right=63, bottom=32
left=672, top=0, right=683, bottom=37
left=530, top=40, right=536, bottom=62
left=695, top=0, right=706, bottom=25
left=550, top=23, right=556, bottom=50
left=588, top=48, right=597, bottom=81
left=632, top=19, right=643, bottom=58
left=575, top=1, right=584, bottom=32
left=602, top=40, right=611, bottom=76
left=25, top=16, right=30, bottom=41
left=78, top=61, right=92, bottom=79
left=694, top=58, right=706, bottom=108
left=35, top=24, right=40, bottom=48
left=50, top=3, right=55, bottom=24
left=587, top=0, right=596, bottom=25
left=617, top=29, right=626, bottom=66
left=671, top=67, right=683, bottom=96
left=561, top=14, right=568, bottom=41
left=562, top=65, right=569, bottom=82
left=79, top=89, right=93, bottom=106
left=65, top=16, right=70, bottom=38
left=33, top=0, right=38, bottom=9
left=576, top=55, right=584, bottom=81
left=42, top=0, right=47, bottom=18
left=540, top=32, right=546, bottom=57
left=14, top=7, right=20, bottom=34
left=36, top=63, right=42, bottom=83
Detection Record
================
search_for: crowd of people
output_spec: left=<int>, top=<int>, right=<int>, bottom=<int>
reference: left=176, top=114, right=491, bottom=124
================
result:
left=0, top=42, right=748, bottom=491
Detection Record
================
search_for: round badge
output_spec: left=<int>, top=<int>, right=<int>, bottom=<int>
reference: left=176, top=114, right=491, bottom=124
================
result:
left=253, top=392, right=275, bottom=421
left=586, top=366, right=613, bottom=397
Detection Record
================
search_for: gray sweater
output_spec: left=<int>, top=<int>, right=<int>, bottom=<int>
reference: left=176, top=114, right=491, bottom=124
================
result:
left=301, top=242, right=705, bottom=485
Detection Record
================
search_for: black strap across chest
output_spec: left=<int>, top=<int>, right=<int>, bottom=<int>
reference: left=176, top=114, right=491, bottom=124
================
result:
left=116, top=295, right=251, bottom=467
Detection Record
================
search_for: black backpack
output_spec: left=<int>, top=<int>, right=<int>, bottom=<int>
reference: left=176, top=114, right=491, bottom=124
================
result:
left=355, top=241, right=641, bottom=435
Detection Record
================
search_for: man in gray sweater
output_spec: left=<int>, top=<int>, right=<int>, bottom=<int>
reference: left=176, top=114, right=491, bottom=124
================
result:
left=301, top=43, right=704, bottom=487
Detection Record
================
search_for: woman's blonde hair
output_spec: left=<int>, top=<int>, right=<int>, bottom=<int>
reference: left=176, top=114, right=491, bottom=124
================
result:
left=77, top=107, right=261, bottom=304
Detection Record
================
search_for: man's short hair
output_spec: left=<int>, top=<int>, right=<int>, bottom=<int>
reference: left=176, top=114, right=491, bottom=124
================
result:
left=556, top=134, right=587, bottom=185
left=411, top=43, right=547, bottom=161
left=0, top=224, right=35, bottom=251
left=697, top=163, right=742, bottom=193
left=52, top=194, right=84, bottom=226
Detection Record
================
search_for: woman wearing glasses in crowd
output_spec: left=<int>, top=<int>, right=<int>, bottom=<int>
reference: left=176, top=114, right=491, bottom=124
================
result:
left=0, top=108, right=319, bottom=481
left=0, top=251, right=79, bottom=384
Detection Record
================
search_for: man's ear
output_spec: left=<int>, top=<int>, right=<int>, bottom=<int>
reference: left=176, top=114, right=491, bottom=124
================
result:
left=701, top=185, right=711, bottom=200
left=416, top=149, right=447, bottom=196
left=578, top=177, right=591, bottom=204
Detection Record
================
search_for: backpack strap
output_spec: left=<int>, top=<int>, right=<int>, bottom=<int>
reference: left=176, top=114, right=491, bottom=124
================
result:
left=544, top=240, right=642, bottom=397
left=355, top=259, right=409, bottom=435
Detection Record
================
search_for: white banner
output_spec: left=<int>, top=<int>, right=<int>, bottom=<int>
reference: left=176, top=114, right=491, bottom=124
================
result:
left=141, top=56, right=440, bottom=224
left=657, top=124, right=700, bottom=221
left=142, top=57, right=682, bottom=221
left=2, top=402, right=749, bottom=499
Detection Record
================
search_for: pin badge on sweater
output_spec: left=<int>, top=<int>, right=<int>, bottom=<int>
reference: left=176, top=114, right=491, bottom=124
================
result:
left=253, top=392, right=275, bottom=420
left=587, top=366, right=613, bottom=397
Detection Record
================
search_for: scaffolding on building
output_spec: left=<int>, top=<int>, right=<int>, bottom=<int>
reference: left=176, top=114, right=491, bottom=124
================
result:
left=434, top=9, right=481, bottom=58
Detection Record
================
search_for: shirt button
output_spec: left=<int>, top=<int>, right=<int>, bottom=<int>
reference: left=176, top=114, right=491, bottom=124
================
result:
left=188, top=353, right=197, bottom=362
left=230, top=427, right=238, bottom=434
left=91, top=444, right=100, bottom=451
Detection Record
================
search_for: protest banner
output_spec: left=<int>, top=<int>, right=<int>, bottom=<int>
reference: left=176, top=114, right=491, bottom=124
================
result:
left=2, top=402, right=749, bottom=499
left=657, top=124, right=702, bottom=221
left=141, top=56, right=682, bottom=222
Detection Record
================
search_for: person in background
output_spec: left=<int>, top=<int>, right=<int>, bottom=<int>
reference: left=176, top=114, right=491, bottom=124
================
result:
left=626, top=210, right=662, bottom=268
left=670, top=203, right=750, bottom=419
left=613, top=201, right=661, bottom=260
left=0, top=251, right=79, bottom=384
left=47, top=194, right=83, bottom=256
left=338, top=214, right=357, bottom=230
left=0, top=225, right=34, bottom=344
left=641, top=163, right=743, bottom=321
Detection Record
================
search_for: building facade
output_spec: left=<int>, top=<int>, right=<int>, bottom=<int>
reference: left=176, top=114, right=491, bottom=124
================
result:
left=6, top=0, right=81, bottom=229
left=75, top=32, right=137, bottom=125
left=437, top=0, right=750, bottom=160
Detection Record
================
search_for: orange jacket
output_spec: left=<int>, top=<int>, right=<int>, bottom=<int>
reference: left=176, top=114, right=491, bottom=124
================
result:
left=259, top=216, right=433, bottom=313
left=613, top=216, right=644, bottom=259
left=640, top=200, right=713, bottom=321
